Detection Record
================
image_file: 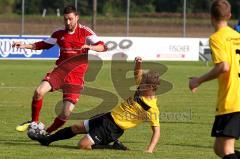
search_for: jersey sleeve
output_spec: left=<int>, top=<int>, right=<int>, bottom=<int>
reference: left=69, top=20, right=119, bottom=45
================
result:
left=34, top=30, right=58, bottom=50
left=148, top=107, right=160, bottom=127
left=209, top=37, right=228, bottom=64
left=83, top=26, right=107, bottom=49
left=34, top=41, right=54, bottom=50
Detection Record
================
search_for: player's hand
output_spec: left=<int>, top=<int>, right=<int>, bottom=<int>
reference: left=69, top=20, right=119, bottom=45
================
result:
left=135, top=56, right=142, bottom=64
left=189, top=77, right=201, bottom=93
left=12, top=41, right=25, bottom=48
left=81, top=45, right=91, bottom=50
left=144, top=149, right=153, bottom=153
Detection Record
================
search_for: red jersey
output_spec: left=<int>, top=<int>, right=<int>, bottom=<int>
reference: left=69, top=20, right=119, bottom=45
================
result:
left=34, top=24, right=105, bottom=66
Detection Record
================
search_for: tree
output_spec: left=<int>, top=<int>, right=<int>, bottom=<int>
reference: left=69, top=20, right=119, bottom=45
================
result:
left=186, top=0, right=211, bottom=13
left=7, top=0, right=240, bottom=19
left=0, top=0, right=15, bottom=14
left=130, top=0, right=155, bottom=15
left=154, top=0, right=182, bottom=13
left=228, top=0, right=240, bottom=19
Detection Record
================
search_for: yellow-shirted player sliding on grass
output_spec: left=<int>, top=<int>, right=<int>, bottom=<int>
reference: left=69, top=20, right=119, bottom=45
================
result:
left=30, top=56, right=161, bottom=153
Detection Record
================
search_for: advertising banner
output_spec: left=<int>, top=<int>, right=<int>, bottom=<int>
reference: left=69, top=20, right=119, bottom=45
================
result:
left=0, top=35, right=202, bottom=61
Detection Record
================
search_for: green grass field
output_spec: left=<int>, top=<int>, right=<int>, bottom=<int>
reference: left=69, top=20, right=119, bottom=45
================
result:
left=0, top=60, right=238, bottom=159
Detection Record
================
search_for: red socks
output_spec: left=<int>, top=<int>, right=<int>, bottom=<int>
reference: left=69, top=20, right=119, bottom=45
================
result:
left=31, top=99, right=43, bottom=122
left=32, top=99, right=67, bottom=133
left=46, top=117, right=66, bottom=133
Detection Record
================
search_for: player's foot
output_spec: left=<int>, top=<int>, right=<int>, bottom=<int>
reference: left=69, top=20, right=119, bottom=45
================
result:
left=16, top=120, right=31, bottom=132
left=35, top=134, right=51, bottom=146
left=112, top=140, right=129, bottom=150
left=27, top=130, right=39, bottom=141
left=28, top=131, right=51, bottom=146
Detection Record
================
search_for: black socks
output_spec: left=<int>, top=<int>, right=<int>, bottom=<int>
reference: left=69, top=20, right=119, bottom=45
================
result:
left=223, top=154, right=238, bottom=159
left=48, top=126, right=76, bottom=143
left=234, top=150, right=240, bottom=159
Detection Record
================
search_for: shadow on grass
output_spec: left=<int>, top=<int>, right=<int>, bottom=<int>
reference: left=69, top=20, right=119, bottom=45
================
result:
left=0, top=139, right=77, bottom=150
left=0, top=139, right=150, bottom=152
left=50, top=144, right=142, bottom=152
left=49, top=144, right=78, bottom=149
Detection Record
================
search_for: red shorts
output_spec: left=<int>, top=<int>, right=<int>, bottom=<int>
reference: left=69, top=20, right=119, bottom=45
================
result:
left=43, top=63, right=88, bottom=104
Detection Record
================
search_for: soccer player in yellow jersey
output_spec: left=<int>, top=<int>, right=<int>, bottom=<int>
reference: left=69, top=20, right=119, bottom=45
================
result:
left=32, top=57, right=161, bottom=153
left=189, top=0, right=240, bottom=158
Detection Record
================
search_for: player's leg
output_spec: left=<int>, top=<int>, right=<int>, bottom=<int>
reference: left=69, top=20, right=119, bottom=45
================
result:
left=32, top=81, right=52, bottom=121
left=84, top=113, right=128, bottom=150
left=213, top=137, right=236, bottom=158
left=45, top=67, right=85, bottom=133
left=79, top=131, right=128, bottom=151
left=46, top=100, right=75, bottom=133
left=78, top=135, right=94, bottom=150
left=77, top=119, right=102, bottom=150
left=36, top=121, right=87, bottom=146
left=211, top=112, right=240, bottom=159
left=16, top=81, right=52, bottom=132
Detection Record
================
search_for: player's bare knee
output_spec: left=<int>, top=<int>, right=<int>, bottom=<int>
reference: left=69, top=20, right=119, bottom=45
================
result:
left=213, top=144, right=232, bottom=157
left=222, top=147, right=234, bottom=157
left=33, top=89, right=44, bottom=100
left=64, top=111, right=72, bottom=118
left=77, top=141, right=83, bottom=149
left=58, top=111, right=71, bottom=121
left=58, top=114, right=69, bottom=121
left=78, top=141, right=90, bottom=150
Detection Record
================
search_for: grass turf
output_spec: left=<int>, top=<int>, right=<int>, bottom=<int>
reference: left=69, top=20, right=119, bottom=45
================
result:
left=0, top=60, right=237, bottom=159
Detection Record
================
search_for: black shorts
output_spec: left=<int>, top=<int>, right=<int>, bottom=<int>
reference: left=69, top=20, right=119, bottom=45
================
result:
left=211, top=112, right=240, bottom=139
left=84, top=113, right=124, bottom=145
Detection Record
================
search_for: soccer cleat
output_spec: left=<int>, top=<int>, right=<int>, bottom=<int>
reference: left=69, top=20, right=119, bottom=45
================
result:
left=28, top=130, right=51, bottom=146
left=27, top=130, right=39, bottom=141
left=35, top=134, right=51, bottom=146
left=16, top=120, right=31, bottom=132
left=112, top=140, right=129, bottom=150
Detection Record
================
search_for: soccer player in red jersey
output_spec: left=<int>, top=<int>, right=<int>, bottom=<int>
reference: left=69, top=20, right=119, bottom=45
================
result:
left=12, top=5, right=107, bottom=133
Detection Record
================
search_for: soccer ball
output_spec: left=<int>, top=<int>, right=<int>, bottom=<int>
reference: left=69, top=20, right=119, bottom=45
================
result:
left=27, top=122, right=46, bottom=140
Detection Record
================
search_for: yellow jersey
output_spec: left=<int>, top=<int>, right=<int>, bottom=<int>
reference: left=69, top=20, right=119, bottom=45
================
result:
left=209, top=26, right=240, bottom=115
left=111, top=94, right=160, bottom=130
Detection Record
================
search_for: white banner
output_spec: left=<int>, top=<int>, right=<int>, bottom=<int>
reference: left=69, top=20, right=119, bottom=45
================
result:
left=89, top=37, right=200, bottom=61
left=0, top=35, right=203, bottom=61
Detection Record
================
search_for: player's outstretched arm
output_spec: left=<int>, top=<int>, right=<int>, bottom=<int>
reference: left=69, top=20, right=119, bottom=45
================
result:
left=81, top=44, right=106, bottom=52
left=12, top=41, right=36, bottom=50
left=134, top=56, right=143, bottom=84
left=189, top=61, right=229, bottom=93
left=145, top=126, right=160, bottom=153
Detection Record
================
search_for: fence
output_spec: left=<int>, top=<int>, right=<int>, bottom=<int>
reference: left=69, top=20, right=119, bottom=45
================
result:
left=1, top=0, right=233, bottom=38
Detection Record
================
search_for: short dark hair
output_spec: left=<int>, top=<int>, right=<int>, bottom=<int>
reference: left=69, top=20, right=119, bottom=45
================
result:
left=142, top=70, right=160, bottom=91
left=64, top=5, right=78, bottom=15
left=210, top=0, right=231, bottom=21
